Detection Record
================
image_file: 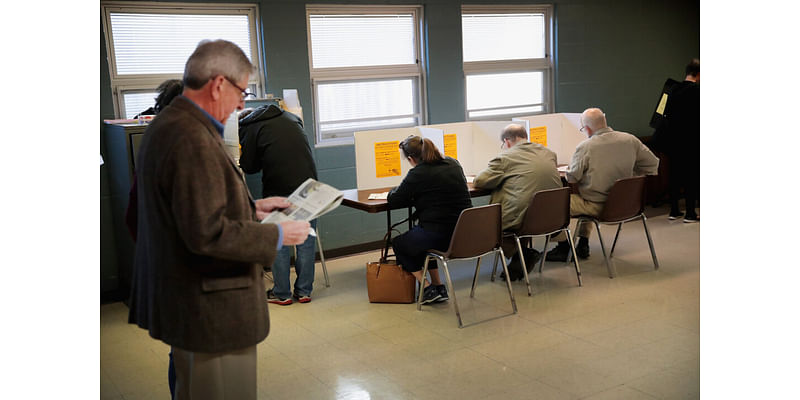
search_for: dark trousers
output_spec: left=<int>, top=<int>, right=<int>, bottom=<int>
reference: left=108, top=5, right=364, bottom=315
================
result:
left=392, top=226, right=451, bottom=272
left=169, top=351, right=176, bottom=399
left=668, top=152, right=699, bottom=217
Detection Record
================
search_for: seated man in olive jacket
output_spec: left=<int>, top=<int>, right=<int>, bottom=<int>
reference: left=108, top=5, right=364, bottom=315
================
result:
left=473, top=124, right=562, bottom=280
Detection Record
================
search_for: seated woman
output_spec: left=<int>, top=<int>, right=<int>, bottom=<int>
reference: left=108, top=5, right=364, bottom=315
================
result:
left=387, top=135, right=473, bottom=305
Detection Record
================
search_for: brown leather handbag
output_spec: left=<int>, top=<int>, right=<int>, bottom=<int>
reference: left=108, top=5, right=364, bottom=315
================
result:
left=366, top=232, right=417, bottom=303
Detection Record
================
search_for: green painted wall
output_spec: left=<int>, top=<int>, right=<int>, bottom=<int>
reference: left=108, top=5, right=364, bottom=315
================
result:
left=100, top=0, right=699, bottom=283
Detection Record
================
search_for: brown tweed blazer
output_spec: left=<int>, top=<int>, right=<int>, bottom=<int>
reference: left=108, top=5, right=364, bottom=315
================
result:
left=128, top=96, right=278, bottom=353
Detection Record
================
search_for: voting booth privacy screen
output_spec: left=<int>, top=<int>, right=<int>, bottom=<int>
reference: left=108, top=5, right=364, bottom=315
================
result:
left=353, top=113, right=585, bottom=190
left=513, top=113, right=584, bottom=165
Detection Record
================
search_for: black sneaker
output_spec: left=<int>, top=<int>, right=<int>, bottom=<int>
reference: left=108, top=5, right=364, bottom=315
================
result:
left=683, top=215, right=699, bottom=223
left=522, top=248, right=541, bottom=272
left=435, top=285, right=448, bottom=302
left=505, top=253, right=525, bottom=281
left=267, top=289, right=292, bottom=305
left=668, top=211, right=683, bottom=220
left=575, top=237, right=590, bottom=259
left=420, top=285, right=442, bottom=305
left=545, top=241, right=571, bottom=262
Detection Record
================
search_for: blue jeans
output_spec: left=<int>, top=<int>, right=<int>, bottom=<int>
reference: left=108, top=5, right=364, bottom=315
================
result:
left=270, top=219, right=317, bottom=299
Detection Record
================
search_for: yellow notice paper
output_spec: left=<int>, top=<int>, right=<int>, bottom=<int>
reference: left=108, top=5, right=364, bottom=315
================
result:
left=444, top=134, right=458, bottom=159
left=656, top=93, right=669, bottom=115
left=375, top=141, right=401, bottom=178
left=530, top=126, right=547, bottom=147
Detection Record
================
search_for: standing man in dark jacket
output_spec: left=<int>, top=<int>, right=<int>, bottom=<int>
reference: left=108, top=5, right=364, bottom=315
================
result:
left=239, top=104, right=319, bottom=305
left=658, top=59, right=700, bottom=223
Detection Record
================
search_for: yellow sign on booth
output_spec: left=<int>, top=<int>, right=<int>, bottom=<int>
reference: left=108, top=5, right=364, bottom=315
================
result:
left=530, top=126, right=547, bottom=147
left=374, top=141, right=401, bottom=178
left=444, top=134, right=458, bottom=159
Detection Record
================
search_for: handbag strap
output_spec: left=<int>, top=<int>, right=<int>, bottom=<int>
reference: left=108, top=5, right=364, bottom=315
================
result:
left=380, top=216, right=408, bottom=263
left=380, top=231, right=393, bottom=263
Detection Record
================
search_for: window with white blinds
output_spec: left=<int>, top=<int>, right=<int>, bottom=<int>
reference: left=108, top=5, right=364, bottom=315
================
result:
left=309, top=14, right=416, bottom=68
left=462, top=6, right=553, bottom=120
left=101, top=2, right=263, bottom=119
left=122, top=91, right=159, bottom=119
left=465, top=72, right=545, bottom=118
left=307, top=6, right=425, bottom=145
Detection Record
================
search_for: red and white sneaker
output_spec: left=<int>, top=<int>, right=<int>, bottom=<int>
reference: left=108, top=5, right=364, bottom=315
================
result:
left=293, top=292, right=312, bottom=303
left=267, top=289, right=292, bottom=305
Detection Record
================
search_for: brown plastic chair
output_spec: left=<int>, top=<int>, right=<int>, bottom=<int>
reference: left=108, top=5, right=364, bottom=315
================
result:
left=571, top=176, right=659, bottom=278
left=492, top=187, right=582, bottom=296
left=418, top=204, right=517, bottom=328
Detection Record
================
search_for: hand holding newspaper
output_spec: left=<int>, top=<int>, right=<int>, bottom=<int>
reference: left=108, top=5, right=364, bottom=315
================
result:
left=260, top=179, right=344, bottom=232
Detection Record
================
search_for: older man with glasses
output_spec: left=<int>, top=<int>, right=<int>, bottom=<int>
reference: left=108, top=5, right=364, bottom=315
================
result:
left=128, top=39, right=310, bottom=400
left=545, top=107, right=660, bottom=262
left=473, top=123, right=562, bottom=281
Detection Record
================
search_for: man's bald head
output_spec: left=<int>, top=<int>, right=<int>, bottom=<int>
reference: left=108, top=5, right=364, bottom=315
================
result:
left=581, top=108, right=608, bottom=136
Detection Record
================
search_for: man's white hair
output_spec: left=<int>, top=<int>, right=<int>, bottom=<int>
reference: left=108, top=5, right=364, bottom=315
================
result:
left=581, top=108, right=608, bottom=131
left=183, top=39, right=254, bottom=89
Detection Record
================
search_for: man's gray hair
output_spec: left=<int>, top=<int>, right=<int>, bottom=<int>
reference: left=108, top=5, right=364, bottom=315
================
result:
left=500, top=124, right=528, bottom=141
left=581, top=108, right=608, bottom=131
left=183, top=40, right=254, bottom=90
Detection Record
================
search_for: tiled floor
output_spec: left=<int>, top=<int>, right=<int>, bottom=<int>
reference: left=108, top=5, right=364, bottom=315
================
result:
left=100, top=206, right=699, bottom=399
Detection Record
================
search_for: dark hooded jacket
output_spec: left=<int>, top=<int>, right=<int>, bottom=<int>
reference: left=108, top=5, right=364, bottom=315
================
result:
left=238, top=104, right=318, bottom=198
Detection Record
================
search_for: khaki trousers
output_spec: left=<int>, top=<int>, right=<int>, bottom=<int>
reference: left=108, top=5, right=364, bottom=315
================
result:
left=172, top=345, right=257, bottom=400
left=551, top=194, right=605, bottom=241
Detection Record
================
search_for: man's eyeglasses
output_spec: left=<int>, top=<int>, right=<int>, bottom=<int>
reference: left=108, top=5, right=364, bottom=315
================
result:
left=500, top=137, right=512, bottom=150
left=579, top=125, right=587, bottom=133
left=223, top=76, right=255, bottom=100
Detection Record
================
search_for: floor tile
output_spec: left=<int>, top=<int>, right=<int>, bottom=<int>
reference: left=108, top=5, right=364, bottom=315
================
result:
left=100, top=209, right=699, bottom=400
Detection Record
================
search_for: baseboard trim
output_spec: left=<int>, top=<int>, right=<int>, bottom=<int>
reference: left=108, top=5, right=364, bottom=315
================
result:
left=317, top=239, right=385, bottom=260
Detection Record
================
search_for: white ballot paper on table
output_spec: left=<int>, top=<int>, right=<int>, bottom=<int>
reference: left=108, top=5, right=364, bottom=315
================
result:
left=367, top=192, right=389, bottom=200
left=260, top=179, right=344, bottom=230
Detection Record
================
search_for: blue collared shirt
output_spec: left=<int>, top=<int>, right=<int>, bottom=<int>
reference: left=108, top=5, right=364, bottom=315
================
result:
left=181, top=95, right=225, bottom=138
left=182, top=95, right=283, bottom=249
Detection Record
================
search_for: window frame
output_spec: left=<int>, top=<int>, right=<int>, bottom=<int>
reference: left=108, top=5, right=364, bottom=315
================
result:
left=306, top=5, right=427, bottom=147
left=101, top=1, right=264, bottom=119
left=461, top=5, right=554, bottom=121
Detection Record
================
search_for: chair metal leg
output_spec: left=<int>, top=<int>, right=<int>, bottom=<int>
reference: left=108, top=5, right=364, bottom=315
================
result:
left=564, top=229, right=583, bottom=287
left=315, top=229, right=330, bottom=287
left=417, top=255, right=434, bottom=311
left=439, top=259, right=463, bottom=328
left=610, top=223, right=622, bottom=258
left=429, top=249, right=518, bottom=329
left=567, top=220, right=581, bottom=265
left=641, top=214, right=660, bottom=270
left=515, top=236, right=532, bottom=296
left=490, top=250, right=499, bottom=281
left=470, top=257, right=482, bottom=298
left=539, top=234, right=550, bottom=274
left=498, top=248, right=517, bottom=315
left=594, top=220, right=616, bottom=278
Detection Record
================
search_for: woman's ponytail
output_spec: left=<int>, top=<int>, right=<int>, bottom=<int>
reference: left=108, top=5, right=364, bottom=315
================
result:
left=399, top=135, right=444, bottom=164
left=419, top=138, right=443, bottom=163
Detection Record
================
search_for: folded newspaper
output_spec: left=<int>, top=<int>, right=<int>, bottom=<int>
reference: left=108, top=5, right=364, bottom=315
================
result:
left=260, top=178, right=343, bottom=224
